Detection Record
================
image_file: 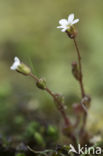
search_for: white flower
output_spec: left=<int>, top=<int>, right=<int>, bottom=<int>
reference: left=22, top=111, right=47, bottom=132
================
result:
left=10, top=56, right=31, bottom=75
left=57, top=13, right=79, bottom=32
left=10, top=57, right=21, bottom=70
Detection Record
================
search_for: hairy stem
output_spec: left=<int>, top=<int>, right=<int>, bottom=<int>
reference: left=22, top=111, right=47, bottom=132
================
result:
left=29, top=72, right=71, bottom=127
left=73, top=38, right=87, bottom=134
left=73, top=38, right=85, bottom=98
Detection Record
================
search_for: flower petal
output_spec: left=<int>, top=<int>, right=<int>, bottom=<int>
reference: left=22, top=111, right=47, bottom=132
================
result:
left=72, top=19, right=79, bottom=25
left=61, top=28, right=67, bottom=32
left=59, top=19, right=68, bottom=26
left=57, top=26, right=65, bottom=29
left=14, top=57, right=20, bottom=63
left=10, top=56, right=20, bottom=70
left=68, top=13, right=74, bottom=23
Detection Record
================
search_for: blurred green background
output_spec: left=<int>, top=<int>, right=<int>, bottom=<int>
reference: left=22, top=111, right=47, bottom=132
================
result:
left=0, top=0, right=103, bottom=143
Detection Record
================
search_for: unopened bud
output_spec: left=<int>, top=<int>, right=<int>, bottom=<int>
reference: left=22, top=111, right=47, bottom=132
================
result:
left=66, top=26, right=77, bottom=39
left=72, top=62, right=80, bottom=80
left=36, top=78, right=46, bottom=90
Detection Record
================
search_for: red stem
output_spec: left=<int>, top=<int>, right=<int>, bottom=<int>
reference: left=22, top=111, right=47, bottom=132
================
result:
left=73, top=38, right=87, bottom=134
left=73, top=38, right=85, bottom=98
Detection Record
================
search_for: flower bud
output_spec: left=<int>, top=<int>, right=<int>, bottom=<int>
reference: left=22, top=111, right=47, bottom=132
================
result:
left=72, top=62, right=80, bottom=80
left=36, top=78, right=46, bottom=90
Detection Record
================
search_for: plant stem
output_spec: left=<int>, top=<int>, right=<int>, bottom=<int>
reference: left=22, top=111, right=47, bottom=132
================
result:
left=45, top=87, right=70, bottom=126
left=29, top=72, right=71, bottom=127
left=73, top=38, right=87, bottom=134
left=45, top=87, right=77, bottom=144
left=29, top=73, right=77, bottom=143
left=73, top=38, right=85, bottom=98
